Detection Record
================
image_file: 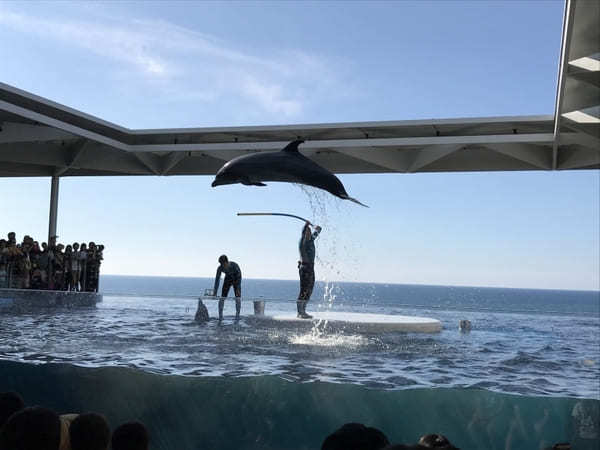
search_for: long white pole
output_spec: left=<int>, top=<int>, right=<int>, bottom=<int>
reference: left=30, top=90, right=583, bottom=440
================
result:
left=237, top=212, right=313, bottom=225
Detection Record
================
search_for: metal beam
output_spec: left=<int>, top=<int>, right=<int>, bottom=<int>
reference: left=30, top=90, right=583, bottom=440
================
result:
left=407, top=144, right=463, bottom=173
left=0, top=143, right=70, bottom=166
left=482, top=143, right=553, bottom=169
left=339, top=147, right=410, bottom=172
left=560, top=130, right=600, bottom=149
left=54, top=140, right=88, bottom=176
left=0, top=99, right=130, bottom=151
left=133, top=152, right=162, bottom=175
left=553, top=0, right=576, bottom=169
left=160, top=152, right=188, bottom=175
left=0, top=122, right=77, bottom=144
left=559, top=147, right=600, bottom=169
left=130, top=133, right=555, bottom=154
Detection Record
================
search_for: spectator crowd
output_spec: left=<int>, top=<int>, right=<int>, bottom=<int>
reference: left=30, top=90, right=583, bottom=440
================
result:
left=1, top=391, right=148, bottom=450
left=0, top=232, right=103, bottom=292
left=321, top=423, right=460, bottom=450
left=1, top=392, right=575, bottom=450
left=320, top=422, right=570, bottom=450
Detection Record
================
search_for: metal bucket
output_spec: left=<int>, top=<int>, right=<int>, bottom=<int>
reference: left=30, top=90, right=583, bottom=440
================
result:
left=253, top=300, right=265, bottom=315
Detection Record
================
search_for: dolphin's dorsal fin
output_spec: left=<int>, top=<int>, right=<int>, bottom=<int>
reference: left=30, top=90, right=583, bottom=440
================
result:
left=281, top=140, right=304, bottom=152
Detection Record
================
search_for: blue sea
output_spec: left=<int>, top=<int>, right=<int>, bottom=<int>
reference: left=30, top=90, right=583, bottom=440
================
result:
left=1, top=275, right=599, bottom=449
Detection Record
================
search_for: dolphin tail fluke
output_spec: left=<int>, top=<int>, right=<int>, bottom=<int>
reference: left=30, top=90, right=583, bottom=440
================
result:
left=345, top=196, right=369, bottom=208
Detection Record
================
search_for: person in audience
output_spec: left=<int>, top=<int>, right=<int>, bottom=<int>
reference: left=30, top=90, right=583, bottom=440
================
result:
left=30, top=242, right=42, bottom=290
left=18, top=240, right=32, bottom=289
left=5, top=238, right=21, bottom=288
left=58, top=413, right=79, bottom=450
left=85, top=242, right=98, bottom=292
left=95, top=245, right=104, bottom=291
left=382, top=433, right=460, bottom=450
left=79, top=243, right=88, bottom=292
left=53, top=244, right=65, bottom=291
left=384, top=445, right=425, bottom=449
left=0, top=391, right=25, bottom=429
left=70, top=243, right=81, bottom=291
left=47, top=237, right=56, bottom=290
left=111, top=422, right=149, bottom=450
left=0, top=240, right=9, bottom=288
left=38, top=242, right=51, bottom=289
left=321, top=423, right=390, bottom=450
left=69, top=412, right=111, bottom=450
left=0, top=406, right=61, bottom=450
left=64, top=245, right=73, bottom=291
left=1, top=232, right=104, bottom=291
left=417, top=433, right=459, bottom=449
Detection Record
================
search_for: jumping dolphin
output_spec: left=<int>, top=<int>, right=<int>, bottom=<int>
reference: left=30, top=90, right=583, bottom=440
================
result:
left=211, top=140, right=368, bottom=207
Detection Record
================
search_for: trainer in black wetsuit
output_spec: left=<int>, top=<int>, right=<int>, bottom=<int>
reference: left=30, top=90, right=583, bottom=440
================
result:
left=297, top=222, right=321, bottom=319
left=213, top=255, right=242, bottom=321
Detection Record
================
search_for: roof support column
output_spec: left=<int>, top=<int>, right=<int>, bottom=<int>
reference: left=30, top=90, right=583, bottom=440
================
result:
left=48, top=175, right=60, bottom=245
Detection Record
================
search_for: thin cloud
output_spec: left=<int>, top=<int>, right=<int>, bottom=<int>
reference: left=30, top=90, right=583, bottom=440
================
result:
left=0, top=7, right=344, bottom=119
left=241, top=76, right=302, bottom=116
left=0, top=10, right=170, bottom=77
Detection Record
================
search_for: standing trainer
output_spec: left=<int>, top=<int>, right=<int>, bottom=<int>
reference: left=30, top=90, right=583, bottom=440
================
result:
left=297, top=222, right=321, bottom=319
left=213, top=255, right=242, bottom=321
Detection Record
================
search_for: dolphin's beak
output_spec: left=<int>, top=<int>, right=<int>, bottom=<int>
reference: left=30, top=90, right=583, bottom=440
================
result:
left=211, top=179, right=219, bottom=187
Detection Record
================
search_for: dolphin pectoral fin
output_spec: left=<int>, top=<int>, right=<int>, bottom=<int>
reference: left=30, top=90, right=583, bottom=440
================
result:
left=241, top=177, right=267, bottom=187
left=344, top=196, right=369, bottom=208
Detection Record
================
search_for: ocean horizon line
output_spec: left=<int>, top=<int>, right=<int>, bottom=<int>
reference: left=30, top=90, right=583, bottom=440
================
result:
left=100, top=273, right=600, bottom=294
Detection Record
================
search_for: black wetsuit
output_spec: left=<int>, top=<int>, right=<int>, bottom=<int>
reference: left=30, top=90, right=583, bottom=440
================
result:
left=214, top=261, right=242, bottom=297
left=298, top=225, right=321, bottom=305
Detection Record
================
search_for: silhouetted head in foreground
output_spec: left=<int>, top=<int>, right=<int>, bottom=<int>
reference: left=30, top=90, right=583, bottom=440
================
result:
left=0, top=406, right=61, bottom=450
left=69, top=412, right=111, bottom=450
left=418, top=433, right=459, bottom=449
left=0, top=391, right=25, bottom=428
left=322, top=423, right=390, bottom=450
left=111, top=422, right=150, bottom=450
left=382, top=445, right=422, bottom=450
left=382, top=433, right=460, bottom=450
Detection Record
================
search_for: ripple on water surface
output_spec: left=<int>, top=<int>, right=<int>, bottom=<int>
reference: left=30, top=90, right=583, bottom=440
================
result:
left=0, top=295, right=599, bottom=399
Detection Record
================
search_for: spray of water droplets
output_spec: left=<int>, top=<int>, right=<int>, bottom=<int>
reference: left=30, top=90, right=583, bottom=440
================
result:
left=291, top=184, right=365, bottom=340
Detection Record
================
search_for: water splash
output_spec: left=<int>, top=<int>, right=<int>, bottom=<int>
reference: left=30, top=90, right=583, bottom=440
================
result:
left=288, top=330, right=367, bottom=348
left=296, top=184, right=364, bottom=337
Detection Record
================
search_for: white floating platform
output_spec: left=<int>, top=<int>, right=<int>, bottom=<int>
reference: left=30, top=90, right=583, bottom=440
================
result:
left=253, top=311, right=442, bottom=333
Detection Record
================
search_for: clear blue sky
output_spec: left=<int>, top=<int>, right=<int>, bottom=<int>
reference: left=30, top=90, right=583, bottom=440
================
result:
left=1, top=1, right=598, bottom=290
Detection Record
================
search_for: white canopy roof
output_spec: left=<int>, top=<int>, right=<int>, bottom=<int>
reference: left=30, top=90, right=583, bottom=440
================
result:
left=0, top=0, right=597, bottom=178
